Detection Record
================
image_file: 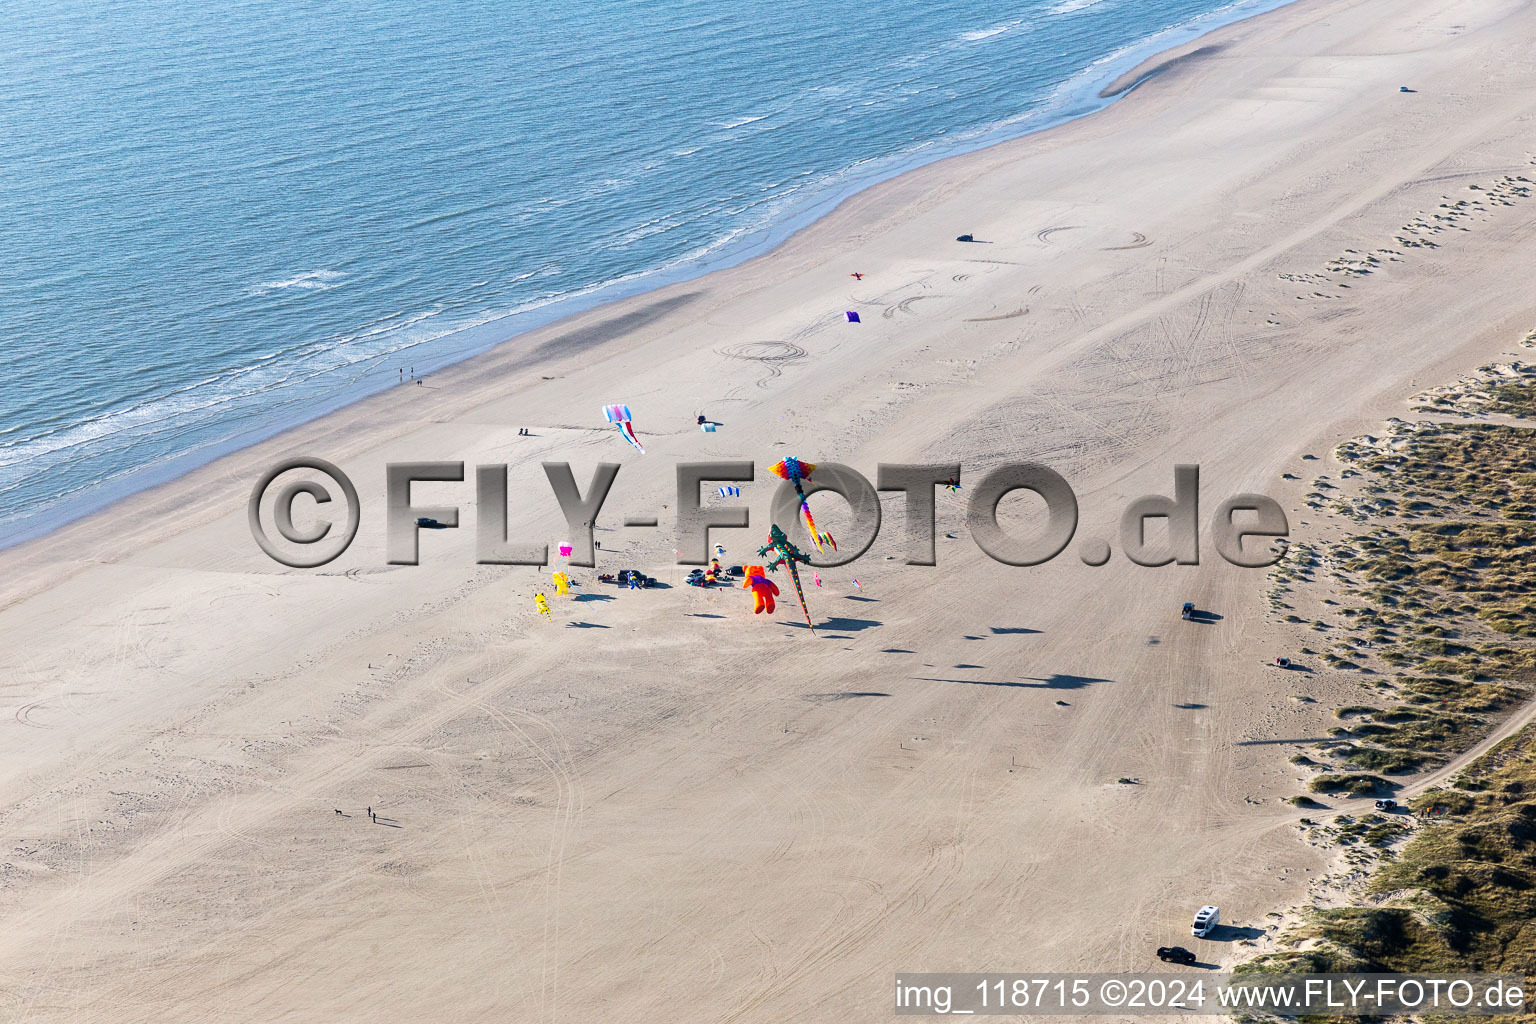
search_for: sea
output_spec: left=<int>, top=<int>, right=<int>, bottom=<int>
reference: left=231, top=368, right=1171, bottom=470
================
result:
left=0, top=0, right=1292, bottom=546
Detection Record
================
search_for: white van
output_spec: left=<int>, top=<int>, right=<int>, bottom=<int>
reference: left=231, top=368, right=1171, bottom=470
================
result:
left=1192, top=905, right=1219, bottom=938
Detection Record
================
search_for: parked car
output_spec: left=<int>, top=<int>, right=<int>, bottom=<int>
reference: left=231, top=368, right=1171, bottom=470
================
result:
left=1192, top=905, right=1219, bottom=938
left=1181, top=602, right=1195, bottom=620
left=1374, top=799, right=1398, bottom=811
left=1157, top=946, right=1197, bottom=965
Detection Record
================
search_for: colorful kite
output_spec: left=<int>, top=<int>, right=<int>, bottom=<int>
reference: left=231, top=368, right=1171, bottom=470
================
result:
left=769, top=457, right=834, bottom=553
left=602, top=404, right=644, bottom=453
left=758, top=524, right=815, bottom=632
left=558, top=541, right=573, bottom=559
left=944, top=477, right=961, bottom=493
left=845, top=311, right=861, bottom=323
left=717, top=486, right=740, bottom=498
left=552, top=572, right=571, bottom=596
left=534, top=593, right=552, bottom=621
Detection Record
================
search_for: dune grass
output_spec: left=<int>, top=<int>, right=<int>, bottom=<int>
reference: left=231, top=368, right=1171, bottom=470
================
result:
left=1246, top=363, right=1536, bottom=1009
left=1249, top=727, right=1536, bottom=988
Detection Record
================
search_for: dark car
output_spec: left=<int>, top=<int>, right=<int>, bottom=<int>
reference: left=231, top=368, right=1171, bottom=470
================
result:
left=1157, top=946, right=1197, bottom=965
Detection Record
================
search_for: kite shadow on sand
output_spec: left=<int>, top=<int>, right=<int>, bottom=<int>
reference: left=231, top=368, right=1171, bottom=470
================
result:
left=916, top=673, right=1110, bottom=690
left=786, top=616, right=882, bottom=633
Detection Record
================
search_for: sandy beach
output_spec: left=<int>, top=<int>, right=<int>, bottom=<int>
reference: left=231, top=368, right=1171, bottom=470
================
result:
left=4, top=0, right=1536, bottom=1018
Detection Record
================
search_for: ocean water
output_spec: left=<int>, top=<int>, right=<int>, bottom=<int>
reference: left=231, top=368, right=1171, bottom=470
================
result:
left=0, top=0, right=1290, bottom=545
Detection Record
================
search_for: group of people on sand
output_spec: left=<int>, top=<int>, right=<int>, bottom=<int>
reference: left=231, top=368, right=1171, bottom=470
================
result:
left=687, top=558, right=734, bottom=588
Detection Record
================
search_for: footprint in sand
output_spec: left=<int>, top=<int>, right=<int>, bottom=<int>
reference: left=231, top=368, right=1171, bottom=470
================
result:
left=965, top=307, right=1029, bottom=322
left=1102, top=231, right=1151, bottom=250
left=1036, top=225, right=1082, bottom=244
left=882, top=294, right=944, bottom=319
left=1035, top=225, right=1152, bottom=250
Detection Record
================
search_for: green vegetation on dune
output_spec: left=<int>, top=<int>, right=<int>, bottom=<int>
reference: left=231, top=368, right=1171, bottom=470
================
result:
left=1310, top=773, right=1392, bottom=796
left=1414, top=361, right=1536, bottom=420
left=1250, top=727, right=1536, bottom=983
left=1249, top=351, right=1536, bottom=1009
left=1486, top=376, right=1536, bottom=418
left=1283, top=409, right=1536, bottom=782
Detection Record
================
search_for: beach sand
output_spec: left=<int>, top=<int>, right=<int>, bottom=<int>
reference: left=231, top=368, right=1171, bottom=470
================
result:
left=4, top=0, right=1536, bottom=1018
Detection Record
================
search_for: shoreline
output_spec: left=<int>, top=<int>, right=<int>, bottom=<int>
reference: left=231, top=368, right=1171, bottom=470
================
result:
left=0, top=0, right=1303, bottom=553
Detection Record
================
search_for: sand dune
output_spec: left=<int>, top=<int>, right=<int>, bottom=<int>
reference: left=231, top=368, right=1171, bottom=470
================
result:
left=4, top=0, right=1536, bottom=1019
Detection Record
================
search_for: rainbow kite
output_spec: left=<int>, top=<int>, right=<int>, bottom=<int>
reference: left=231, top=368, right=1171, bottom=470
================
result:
left=769, top=456, right=835, bottom=553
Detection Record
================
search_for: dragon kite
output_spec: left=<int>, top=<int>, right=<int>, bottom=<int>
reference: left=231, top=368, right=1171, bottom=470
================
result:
left=759, top=523, right=815, bottom=632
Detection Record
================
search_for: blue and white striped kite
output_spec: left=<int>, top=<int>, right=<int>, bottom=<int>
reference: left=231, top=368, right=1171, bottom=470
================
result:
left=602, top=404, right=644, bottom=453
